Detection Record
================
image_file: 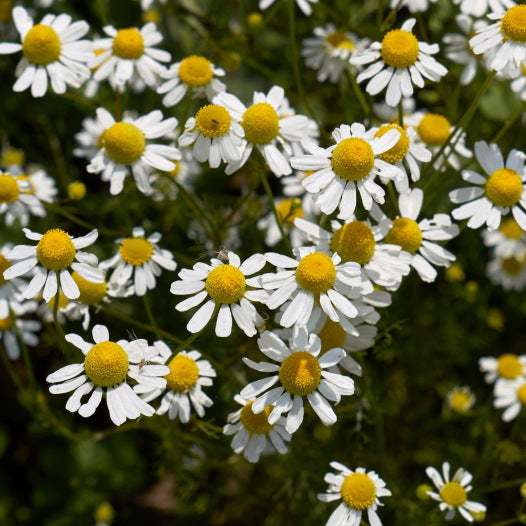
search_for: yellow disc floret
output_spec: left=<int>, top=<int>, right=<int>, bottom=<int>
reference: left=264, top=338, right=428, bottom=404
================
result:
left=330, top=221, right=376, bottom=265
left=240, top=401, right=276, bottom=436
left=178, top=55, right=214, bottom=87
left=502, top=256, right=523, bottom=276
left=0, top=254, right=10, bottom=286
left=384, top=218, right=423, bottom=254
left=0, top=174, right=19, bottom=204
left=381, top=29, right=419, bottom=69
left=112, top=28, right=144, bottom=59
left=501, top=5, right=526, bottom=43
left=276, top=198, right=304, bottom=227
left=440, top=482, right=467, bottom=508
left=448, top=389, right=473, bottom=413
left=103, top=122, right=146, bottom=165
left=195, top=104, right=232, bottom=138
left=331, top=138, right=375, bottom=182
left=318, top=319, right=346, bottom=355
left=22, top=24, right=61, bottom=65
left=485, top=168, right=523, bottom=208
left=0, top=316, right=13, bottom=331
left=165, top=354, right=199, bottom=392
left=497, top=354, right=522, bottom=379
left=84, top=341, right=129, bottom=387
left=279, top=351, right=321, bottom=396
left=241, top=102, right=280, bottom=145
left=72, top=271, right=107, bottom=305
left=68, top=181, right=87, bottom=201
left=205, top=264, right=246, bottom=304
left=340, top=472, right=377, bottom=510
left=36, top=229, right=76, bottom=271
left=518, top=383, right=526, bottom=405
left=119, top=237, right=154, bottom=266
left=375, top=124, right=410, bottom=163
left=500, top=217, right=523, bottom=239
left=1, top=147, right=24, bottom=168
left=417, top=114, right=451, bottom=146
left=326, top=31, right=355, bottom=51
left=295, top=252, right=336, bottom=294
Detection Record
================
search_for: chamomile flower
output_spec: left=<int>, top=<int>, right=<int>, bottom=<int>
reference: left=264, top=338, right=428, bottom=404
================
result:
left=46, top=325, right=169, bottom=426
left=258, top=0, right=317, bottom=16
left=291, top=123, right=402, bottom=220
left=87, top=108, right=180, bottom=196
left=449, top=141, right=526, bottom=230
left=480, top=353, right=526, bottom=389
left=223, top=393, right=292, bottom=463
left=241, top=325, right=355, bottom=432
left=17, top=168, right=57, bottom=205
left=487, top=253, right=526, bottom=290
left=90, top=23, right=171, bottom=89
left=426, top=462, right=487, bottom=522
left=352, top=18, right=447, bottom=107
left=493, top=377, right=526, bottom=421
left=318, top=462, right=391, bottom=526
left=0, top=170, right=44, bottom=227
left=3, top=228, right=102, bottom=302
left=101, top=227, right=176, bottom=297
left=0, top=244, right=28, bottom=301
left=158, top=55, right=226, bottom=107
left=135, top=341, right=216, bottom=423
left=454, top=0, right=514, bottom=18
left=390, top=0, right=438, bottom=12
left=446, top=386, right=476, bottom=413
left=0, top=7, right=91, bottom=97
left=214, top=86, right=311, bottom=176
left=170, top=251, right=267, bottom=337
left=482, top=217, right=526, bottom=258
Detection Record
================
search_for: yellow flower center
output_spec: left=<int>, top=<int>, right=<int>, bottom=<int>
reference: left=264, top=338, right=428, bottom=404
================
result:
left=330, top=221, right=376, bottom=265
left=381, top=29, right=419, bottom=69
left=1, top=147, right=24, bottom=167
left=168, top=160, right=181, bottom=177
left=72, top=271, right=107, bottom=305
left=205, top=264, right=246, bottom=304
left=195, top=104, right=232, bottom=138
left=276, top=198, right=304, bottom=227
left=375, top=124, right=410, bottom=163
left=384, top=217, right=422, bottom=254
left=239, top=401, right=276, bottom=436
left=331, top=138, right=375, bottom=182
left=241, top=102, right=280, bottom=145
left=165, top=354, right=199, bottom=392
left=295, top=252, right=336, bottom=294
left=501, top=5, right=526, bottom=43
left=502, top=256, right=523, bottom=276
left=326, top=31, right=355, bottom=51
left=84, top=341, right=129, bottom=387
left=103, top=122, right=146, bottom=165
left=178, top=55, right=214, bottom=87
left=0, top=174, right=19, bottom=204
left=318, top=319, right=346, bottom=355
left=500, top=217, right=523, bottom=239
left=0, top=254, right=10, bottom=286
left=36, top=229, right=76, bottom=271
left=340, top=472, right=377, bottom=510
left=518, top=383, right=526, bottom=405
left=417, top=114, right=451, bottom=146
left=485, top=168, right=523, bottom=208
left=119, top=237, right=154, bottom=266
left=449, top=390, right=472, bottom=413
left=22, top=24, right=61, bottom=65
left=67, top=181, right=86, bottom=201
left=440, top=482, right=467, bottom=508
left=0, top=316, right=13, bottom=331
left=279, top=351, right=321, bottom=396
left=112, top=28, right=144, bottom=59
left=48, top=291, right=68, bottom=309
left=497, top=354, right=522, bottom=379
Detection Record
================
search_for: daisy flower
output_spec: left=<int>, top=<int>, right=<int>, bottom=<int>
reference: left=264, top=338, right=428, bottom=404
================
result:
left=170, top=251, right=267, bottom=337
left=0, top=244, right=28, bottom=302
left=487, top=253, right=526, bottom=290
left=223, top=393, right=292, bottom=463
left=87, top=108, right=180, bottom=196
left=3, top=228, right=102, bottom=303
left=158, top=55, right=226, bottom=107
left=318, top=462, right=391, bottom=526
left=291, top=123, right=402, bottom=220
left=16, top=168, right=57, bottom=205
left=479, top=353, right=526, bottom=389
left=258, top=0, right=318, bottom=16
left=446, top=386, right=476, bottom=414
left=46, top=325, right=169, bottom=426
left=214, top=86, right=311, bottom=176
left=101, top=226, right=176, bottom=297
left=426, top=462, right=487, bottom=522
left=454, top=0, right=514, bottom=17
left=493, top=377, right=526, bottom=421
left=390, top=0, right=438, bottom=12
left=352, top=18, right=447, bottom=107
left=241, top=325, right=355, bottom=432
left=482, top=217, right=526, bottom=258
left=449, top=141, right=526, bottom=230
left=90, top=23, right=171, bottom=89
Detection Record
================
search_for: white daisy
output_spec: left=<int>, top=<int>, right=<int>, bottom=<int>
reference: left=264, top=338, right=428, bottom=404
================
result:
left=487, top=253, right=526, bottom=290
left=101, top=226, right=176, bottom=297
left=454, top=0, right=514, bottom=18
left=493, top=377, right=526, bottom=421
left=87, top=108, right=180, bottom=196
left=3, top=228, right=102, bottom=302
left=214, top=86, right=311, bottom=176
left=135, top=341, right=216, bottom=423
left=0, top=244, right=28, bottom=302
left=482, top=217, right=526, bottom=258
left=390, top=0, right=438, bottom=12
left=291, top=123, right=402, bottom=220
left=479, top=353, right=526, bottom=389
left=449, top=141, right=526, bottom=230
left=46, top=325, right=169, bottom=426
left=90, top=23, right=171, bottom=89
left=426, top=462, right=487, bottom=522
left=0, top=7, right=91, bottom=97
left=352, top=18, right=447, bottom=107
left=158, top=55, right=226, bottom=107
left=258, top=0, right=318, bottom=16
left=241, top=325, right=355, bottom=433
left=223, top=393, right=292, bottom=463
left=170, top=251, right=267, bottom=337
left=446, top=386, right=476, bottom=414
left=318, top=462, right=391, bottom=526
left=17, top=168, right=57, bottom=205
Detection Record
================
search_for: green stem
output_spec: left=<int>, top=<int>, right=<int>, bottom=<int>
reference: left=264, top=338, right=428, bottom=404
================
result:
left=14, top=323, right=36, bottom=388
left=0, top=340, right=24, bottom=390
left=486, top=519, right=522, bottom=526
left=398, top=100, right=404, bottom=128
left=480, top=478, right=525, bottom=494
left=53, top=275, right=66, bottom=341
left=491, top=101, right=526, bottom=143
left=347, top=68, right=370, bottom=120
left=96, top=0, right=109, bottom=25
left=143, top=294, right=161, bottom=340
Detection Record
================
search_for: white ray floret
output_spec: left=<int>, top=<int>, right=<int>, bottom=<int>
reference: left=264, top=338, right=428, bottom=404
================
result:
left=493, top=377, right=526, bottom=421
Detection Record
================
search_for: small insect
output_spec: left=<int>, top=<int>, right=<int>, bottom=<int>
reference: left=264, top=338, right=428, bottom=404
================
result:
left=211, top=119, right=220, bottom=125
left=127, top=329, right=147, bottom=370
left=217, top=247, right=230, bottom=263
